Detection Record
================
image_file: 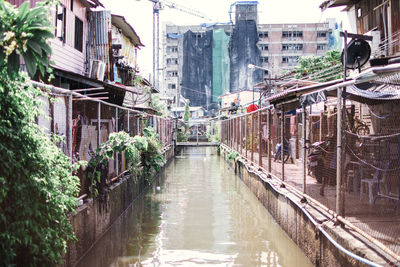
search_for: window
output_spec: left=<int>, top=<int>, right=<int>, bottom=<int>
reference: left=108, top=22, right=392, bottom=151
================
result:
left=317, top=44, right=326, bottom=50
left=282, top=31, right=303, bottom=38
left=282, top=44, right=303, bottom=50
left=167, top=71, right=178, bottom=77
left=70, top=0, right=73, bottom=11
left=168, top=84, right=176, bottom=89
left=357, top=7, right=362, bottom=18
left=293, top=31, right=303, bottom=38
left=166, top=58, right=178, bottom=65
left=261, top=56, right=268, bottom=63
left=282, top=56, right=299, bottom=63
left=258, top=32, right=268, bottom=39
left=167, top=46, right=178, bottom=53
left=317, top=31, right=327, bottom=38
left=259, top=44, right=268, bottom=51
left=55, top=4, right=66, bottom=42
left=74, top=17, right=83, bottom=52
left=264, top=70, right=269, bottom=76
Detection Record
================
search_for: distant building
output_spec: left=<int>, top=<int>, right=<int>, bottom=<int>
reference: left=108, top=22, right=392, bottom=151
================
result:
left=170, top=106, right=206, bottom=119
left=162, top=2, right=338, bottom=109
left=219, top=90, right=261, bottom=109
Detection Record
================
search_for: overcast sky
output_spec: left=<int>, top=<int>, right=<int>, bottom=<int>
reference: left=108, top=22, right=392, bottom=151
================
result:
left=100, top=0, right=349, bottom=79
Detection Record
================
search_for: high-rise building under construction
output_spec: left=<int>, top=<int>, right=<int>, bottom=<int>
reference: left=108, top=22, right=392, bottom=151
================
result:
left=162, top=2, right=339, bottom=110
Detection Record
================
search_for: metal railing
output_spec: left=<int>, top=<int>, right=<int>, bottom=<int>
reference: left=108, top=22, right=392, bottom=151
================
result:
left=221, top=78, right=400, bottom=261
left=33, top=81, right=176, bottom=196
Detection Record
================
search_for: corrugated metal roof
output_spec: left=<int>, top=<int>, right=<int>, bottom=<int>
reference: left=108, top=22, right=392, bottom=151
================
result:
left=319, top=0, right=352, bottom=11
left=266, top=78, right=343, bottom=103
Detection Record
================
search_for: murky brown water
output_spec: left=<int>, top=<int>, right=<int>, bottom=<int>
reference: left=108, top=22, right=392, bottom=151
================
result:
left=77, top=147, right=312, bottom=267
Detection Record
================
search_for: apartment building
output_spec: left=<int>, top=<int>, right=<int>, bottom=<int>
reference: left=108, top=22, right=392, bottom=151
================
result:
left=162, top=3, right=337, bottom=109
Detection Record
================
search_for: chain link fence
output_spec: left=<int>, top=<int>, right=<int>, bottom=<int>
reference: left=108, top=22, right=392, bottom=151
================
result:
left=221, top=73, right=400, bottom=259
left=36, top=83, right=176, bottom=197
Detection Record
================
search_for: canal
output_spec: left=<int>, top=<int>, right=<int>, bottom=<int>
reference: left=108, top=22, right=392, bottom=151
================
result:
left=77, top=147, right=312, bottom=266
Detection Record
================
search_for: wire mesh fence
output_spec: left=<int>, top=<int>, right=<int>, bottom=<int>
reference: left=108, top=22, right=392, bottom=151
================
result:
left=221, top=83, right=400, bottom=257
left=36, top=85, right=176, bottom=197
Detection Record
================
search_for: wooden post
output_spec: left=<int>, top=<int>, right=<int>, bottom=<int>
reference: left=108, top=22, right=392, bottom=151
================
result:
left=267, top=110, right=271, bottom=172
left=245, top=115, right=248, bottom=158
left=251, top=113, right=255, bottom=162
left=239, top=117, right=242, bottom=155
left=115, top=108, right=119, bottom=176
left=97, top=102, right=101, bottom=147
left=302, top=105, right=307, bottom=194
left=127, top=111, right=130, bottom=134
left=258, top=110, right=262, bottom=166
left=281, top=108, right=285, bottom=182
left=336, top=87, right=345, bottom=216
left=196, top=123, right=199, bottom=145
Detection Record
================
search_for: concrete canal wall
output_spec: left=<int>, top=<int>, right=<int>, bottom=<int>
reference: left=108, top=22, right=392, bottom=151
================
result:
left=64, top=147, right=175, bottom=267
left=221, top=146, right=394, bottom=267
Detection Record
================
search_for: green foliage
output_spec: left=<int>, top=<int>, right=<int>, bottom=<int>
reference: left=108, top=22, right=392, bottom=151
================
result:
left=294, top=50, right=343, bottom=82
left=0, top=1, right=54, bottom=78
left=206, top=123, right=220, bottom=143
left=177, top=126, right=189, bottom=142
left=227, top=151, right=240, bottom=162
left=87, top=127, right=165, bottom=197
left=183, top=101, right=190, bottom=123
left=140, top=127, right=165, bottom=182
left=151, top=93, right=170, bottom=117
left=0, top=67, right=80, bottom=266
left=0, top=2, right=80, bottom=265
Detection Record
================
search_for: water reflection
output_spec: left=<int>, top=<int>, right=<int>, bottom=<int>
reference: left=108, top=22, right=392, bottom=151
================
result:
left=77, top=147, right=311, bottom=267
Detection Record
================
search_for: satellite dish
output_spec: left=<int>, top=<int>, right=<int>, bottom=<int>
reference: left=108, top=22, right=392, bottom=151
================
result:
left=341, top=38, right=371, bottom=72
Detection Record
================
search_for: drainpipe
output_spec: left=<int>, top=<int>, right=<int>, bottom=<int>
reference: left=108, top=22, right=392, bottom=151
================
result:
left=67, top=95, right=73, bottom=160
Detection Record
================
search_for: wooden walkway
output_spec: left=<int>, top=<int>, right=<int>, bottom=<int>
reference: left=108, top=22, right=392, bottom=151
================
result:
left=176, top=142, right=220, bottom=146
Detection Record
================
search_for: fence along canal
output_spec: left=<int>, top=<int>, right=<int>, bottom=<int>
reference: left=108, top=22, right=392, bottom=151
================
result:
left=77, top=146, right=312, bottom=266
left=221, top=68, right=400, bottom=265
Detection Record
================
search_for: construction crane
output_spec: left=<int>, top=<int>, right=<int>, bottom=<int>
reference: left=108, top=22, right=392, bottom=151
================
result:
left=142, top=0, right=213, bottom=91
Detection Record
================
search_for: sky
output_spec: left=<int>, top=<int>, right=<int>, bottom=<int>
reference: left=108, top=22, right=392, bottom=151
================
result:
left=100, top=0, right=349, bottom=79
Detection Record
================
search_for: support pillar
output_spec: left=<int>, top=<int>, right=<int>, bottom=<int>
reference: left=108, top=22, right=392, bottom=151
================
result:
left=302, top=105, right=307, bottom=195
left=281, top=107, right=285, bottom=183
left=336, top=87, right=345, bottom=216
left=267, top=110, right=271, bottom=173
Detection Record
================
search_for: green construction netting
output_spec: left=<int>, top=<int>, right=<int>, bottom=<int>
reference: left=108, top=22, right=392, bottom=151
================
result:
left=212, top=29, right=230, bottom=103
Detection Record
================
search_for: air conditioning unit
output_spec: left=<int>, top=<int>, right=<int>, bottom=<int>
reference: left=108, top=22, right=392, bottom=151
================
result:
left=89, top=60, right=106, bottom=81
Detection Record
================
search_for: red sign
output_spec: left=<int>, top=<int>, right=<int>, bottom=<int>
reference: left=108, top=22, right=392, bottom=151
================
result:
left=247, top=104, right=259, bottom=113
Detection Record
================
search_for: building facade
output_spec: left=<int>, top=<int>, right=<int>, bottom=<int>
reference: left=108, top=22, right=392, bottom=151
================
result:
left=162, top=3, right=338, bottom=110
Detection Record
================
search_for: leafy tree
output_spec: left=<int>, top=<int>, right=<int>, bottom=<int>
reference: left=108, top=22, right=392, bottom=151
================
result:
left=294, top=50, right=343, bottom=82
left=0, top=1, right=53, bottom=78
left=0, top=2, right=81, bottom=265
left=183, top=101, right=190, bottom=123
left=151, top=93, right=169, bottom=117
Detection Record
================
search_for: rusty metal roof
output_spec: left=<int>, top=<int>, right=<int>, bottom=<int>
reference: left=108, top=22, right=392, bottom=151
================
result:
left=319, top=0, right=354, bottom=11
left=111, top=14, right=144, bottom=47
left=79, top=0, right=104, bottom=8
